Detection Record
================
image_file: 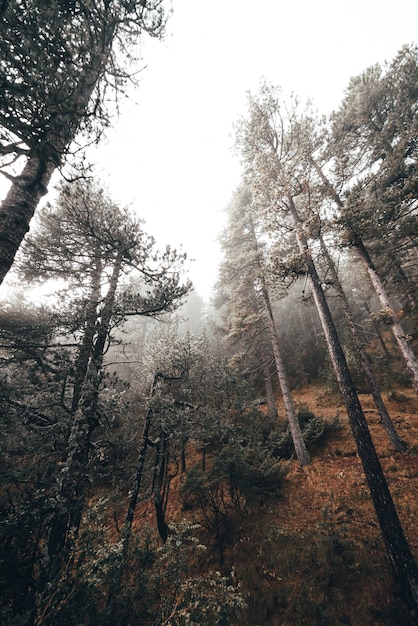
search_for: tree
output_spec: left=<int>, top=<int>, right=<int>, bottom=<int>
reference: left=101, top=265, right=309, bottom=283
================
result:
left=0, top=304, right=76, bottom=622
left=235, top=82, right=418, bottom=614
left=0, top=0, right=166, bottom=284
left=105, top=370, right=165, bottom=623
left=313, top=133, right=418, bottom=394
left=326, top=45, right=418, bottom=391
left=106, top=327, right=245, bottom=622
left=16, top=178, right=190, bottom=620
left=315, top=229, right=405, bottom=451
left=216, top=185, right=310, bottom=466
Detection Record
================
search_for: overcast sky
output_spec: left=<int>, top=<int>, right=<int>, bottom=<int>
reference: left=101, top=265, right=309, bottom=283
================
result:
left=77, top=1, right=418, bottom=298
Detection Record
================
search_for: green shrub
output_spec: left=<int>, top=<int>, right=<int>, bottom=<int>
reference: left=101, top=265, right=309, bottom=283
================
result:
left=268, top=409, right=339, bottom=459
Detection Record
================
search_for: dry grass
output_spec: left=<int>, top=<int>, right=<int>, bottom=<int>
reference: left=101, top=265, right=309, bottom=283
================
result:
left=223, top=385, right=418, bottom=625
left=90, top=385, right=418, bottom=625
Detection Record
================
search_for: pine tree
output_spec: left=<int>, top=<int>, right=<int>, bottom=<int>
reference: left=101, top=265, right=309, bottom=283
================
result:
left=17, top=178, right=190, bottom=620
left=0, top=0, right=166, bottom=284
left=216, top=185, right=309, bottom=466
left=235, top=82, right=418, bottom=613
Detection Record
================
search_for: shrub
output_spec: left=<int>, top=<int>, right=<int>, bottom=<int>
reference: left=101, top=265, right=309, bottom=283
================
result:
left=268, top=409, right=339, bottom=459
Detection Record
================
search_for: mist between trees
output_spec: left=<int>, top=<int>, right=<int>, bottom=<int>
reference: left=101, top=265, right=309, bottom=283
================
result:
left=0, top=6, right=417, bottom=622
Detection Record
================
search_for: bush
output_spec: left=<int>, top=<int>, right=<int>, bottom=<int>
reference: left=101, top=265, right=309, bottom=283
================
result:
left=181, top=443, right=286, bottom=565
left=157, top=526, right=246, bottom=625
left=268, top=409, right=339, bottom=459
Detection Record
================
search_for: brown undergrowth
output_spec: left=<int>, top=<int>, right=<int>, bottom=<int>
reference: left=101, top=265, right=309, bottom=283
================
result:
left=222, top=385, right=418, bottom=625
left=89, top=386, right=418, bottom=625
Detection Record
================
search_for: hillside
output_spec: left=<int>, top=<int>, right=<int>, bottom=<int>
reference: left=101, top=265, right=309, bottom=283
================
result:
left=102, top=385, right=418, bottom=626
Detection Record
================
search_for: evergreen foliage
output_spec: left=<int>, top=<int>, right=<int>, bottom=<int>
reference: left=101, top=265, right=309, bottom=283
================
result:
left=1, top=40, right=418, bottom=626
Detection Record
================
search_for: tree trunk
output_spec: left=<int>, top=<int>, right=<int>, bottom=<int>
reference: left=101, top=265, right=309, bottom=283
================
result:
left=152, top=429, right=170, bottom=543
left=246, top=210, right=309, bottom=465
left=71, top=250, right=103, bottom=411
left=354, top=234, right=418, bottom=394
left=36, top=251, right=124, bottom=620
left=181, top=437, right=187, bottom=472
left=319, top=234, right=405, bottom=451
left=260, top=341, right=279, bottom=421
left=153, top=433, right=170, bottom=544
left=0, top=42, right=112, bottom=285
left=259, top=281, right=310, bottom=466
left=311, top=158, right=418, bottom=394
left=0, top=157, right=56, bottom=285
left=288, top=195, right=418, bottom=614
left=105, top=372, right=163, bottom=623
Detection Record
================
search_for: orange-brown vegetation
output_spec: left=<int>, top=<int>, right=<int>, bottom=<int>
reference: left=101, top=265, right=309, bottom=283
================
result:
left=83, top=385, right=418, bottom=625
left=146, top=386, right=417, bottom=625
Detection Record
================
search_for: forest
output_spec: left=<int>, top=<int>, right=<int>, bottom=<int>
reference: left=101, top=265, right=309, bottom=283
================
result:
left=0, top=2, right=417, bottom=625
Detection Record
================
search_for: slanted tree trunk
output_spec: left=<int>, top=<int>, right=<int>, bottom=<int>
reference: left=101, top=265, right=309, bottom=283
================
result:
left=0, top=44, right=113, bottom=285
left=36, top=250, right=124, bottom=621
left=105, top=372, right=163, bottom=624
left=72, top=249, right=103, bottom=411
left=245, top=211, right=309, bottom=465
left=260, top=341, right=279, bottom=421
left=152, top=429, right=170, bottom=543
left=288, top=195, right=418, bottom=614
left=318, top=234, right=405, bottom=451
left=353, top=234, right=418, bottom=394
left=259, top=280, right=310, bottom=466
left=311, top=158, right=418, bottom=394
left=0, top=156, right=57, bottom=285
left=181, top=436, right=187, bottom=472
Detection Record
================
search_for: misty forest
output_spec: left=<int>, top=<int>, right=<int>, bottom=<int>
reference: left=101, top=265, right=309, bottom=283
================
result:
left=1, top=3, right=418, bottom=625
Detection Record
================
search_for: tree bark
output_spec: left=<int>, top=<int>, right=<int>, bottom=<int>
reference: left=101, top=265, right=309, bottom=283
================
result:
left=354, top=235, right=418, bottom=394
left=0, top=156, right=56, bottom=284
left=260, top=341, right=279, bottom=421
left=71, top=249, right=103, bottom=411
left=288, top=195, right=418, bottom=614
left=0, top=40, right=112, bottom=285
left=311, top=158, right=418, bottom=394
left=319, top=234, right=405, bottom=451
left=36, top=250, right=124, bottom=620
left=246, top=210, right=309, bottom=465
left=152, top=431, right=170, bottom=543
left=259, top=281, right=310, bottom=466
left=105, top=372, right=162, bottom=623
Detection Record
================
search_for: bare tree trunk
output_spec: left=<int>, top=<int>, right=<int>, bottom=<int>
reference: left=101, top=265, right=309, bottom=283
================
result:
left=0, top=43, right=112, bottom=285
left=354, top=235, right=418, bottom=394
left=36, top=251, right=124, bottom=621
left=288, top=195, right=418, bottom=614
left=259, top=282, right=310, bottom=466
left=311, top=158, right=418, bottom=394
left=71, top=250, right=103, bottom=411
left=152, top=430, right=170, bottom=543
left=0, top=157, right=56, bottom=285
left=105, top=372, right=163, bottom=623
left=245, top=210, right=309, bottom=465
left=260, top=341, right=279, bottom=421
left=319, top=235, right=405, bottom=451
left=181, top=437, right=187, bottom=472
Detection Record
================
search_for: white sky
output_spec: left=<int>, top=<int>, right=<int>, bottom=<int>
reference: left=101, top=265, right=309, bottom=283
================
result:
left=93, top=0, right=418, bottom=300
left=3, top=0, right=418, bottom=301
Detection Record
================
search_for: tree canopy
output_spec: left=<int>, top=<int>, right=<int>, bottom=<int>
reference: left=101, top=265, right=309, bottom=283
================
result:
left=0, top=0, right=167, bottom=284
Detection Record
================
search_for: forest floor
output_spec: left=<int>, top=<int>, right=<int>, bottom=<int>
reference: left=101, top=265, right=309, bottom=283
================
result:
left=159, top=384, right=418, bottom=626
left=263, top=385, right=418, bottom=625
left=105, top=384, right=418, bottom=625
